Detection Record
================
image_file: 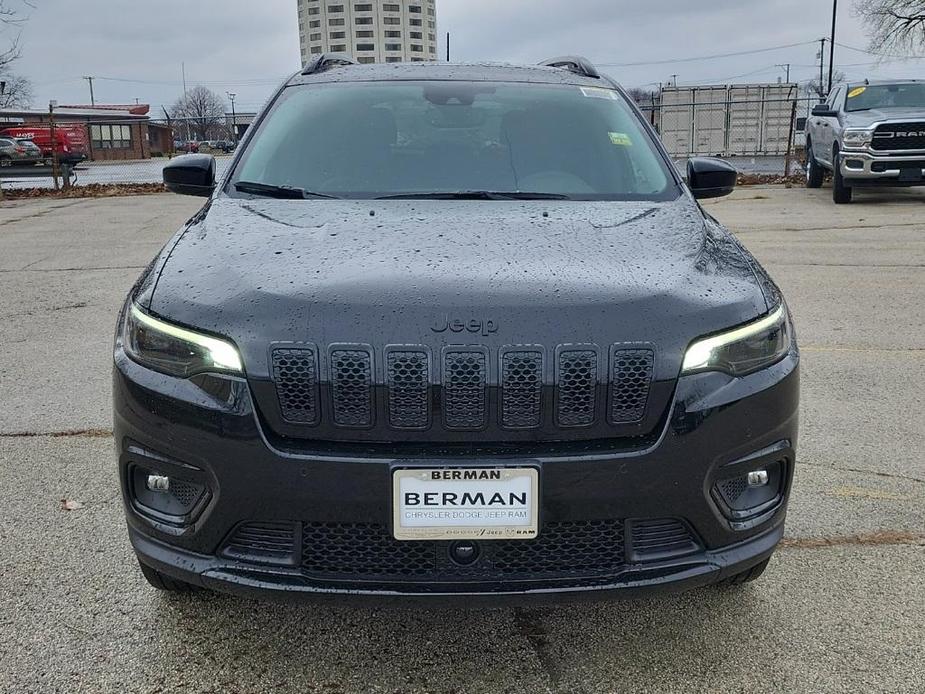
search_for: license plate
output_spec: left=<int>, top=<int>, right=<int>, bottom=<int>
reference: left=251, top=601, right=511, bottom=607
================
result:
left=392, top=467, right=539, bottom=541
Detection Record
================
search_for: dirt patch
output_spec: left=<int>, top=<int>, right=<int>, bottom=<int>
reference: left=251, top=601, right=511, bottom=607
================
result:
left=0, top=183, right=166, bottom=200
left=0, top=428, right=113, bottom=439
left=782, top=531, right=925, bottom=549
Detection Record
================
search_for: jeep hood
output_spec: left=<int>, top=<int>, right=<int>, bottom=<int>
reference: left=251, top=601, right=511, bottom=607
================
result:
left=145, top=196, right=769, bottom=381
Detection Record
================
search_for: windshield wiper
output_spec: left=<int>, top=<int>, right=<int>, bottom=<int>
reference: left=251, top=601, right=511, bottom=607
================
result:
left=234, top=181, right=339, bottom=199
left=375, top=191, right=571, bottom=201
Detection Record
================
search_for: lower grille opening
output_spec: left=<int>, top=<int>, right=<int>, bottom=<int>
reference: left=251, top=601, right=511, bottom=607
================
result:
left=222, top=522, right=299, bottom=566
left=301, top=520, right=627, bottom=582
left=626, top=518, right=700, bottom=562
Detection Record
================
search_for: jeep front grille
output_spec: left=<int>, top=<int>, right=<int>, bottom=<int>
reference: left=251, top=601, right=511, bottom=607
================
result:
left=270, top=343, right=656, bottom=435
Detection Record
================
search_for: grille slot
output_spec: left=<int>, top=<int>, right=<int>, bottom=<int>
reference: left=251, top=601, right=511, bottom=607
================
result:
left=300, top=520, right=626, bottom=581
left=330, top=348, right=373, bottom=427
left=609, top=348, right=654, bottom=424
left=442, top=349, right=488, bottom=429
left=556, top=348, right=598, bottom=426
left=627, top=518, right=700, bottom=561
left=872, top=122, right=925, bottom=151
left=386, top=349, right=430, bottom=429
left=501, top=349, right=543, bottom=428
left=272, top=347, right=319, bottom=424
left=223, top=522, right=298, bottom=566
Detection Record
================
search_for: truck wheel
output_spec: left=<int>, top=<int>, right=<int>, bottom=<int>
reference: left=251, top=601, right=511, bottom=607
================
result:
left=832, top=150, right=852, bottom=204
left=138, top=561, right=202, bottom=593
left=805, top=140, right=824, bottom=188
left=716, top=558, right=771, bottom=587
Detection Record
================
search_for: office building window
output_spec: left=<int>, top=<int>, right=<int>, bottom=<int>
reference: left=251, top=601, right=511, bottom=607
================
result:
left=311, top=45, right=323, bottom=54
left=354, top=3, right=372, bottom=10
left=410, top=31, right=422, bottom=39
left=357, top=43, right=375, bottom=51
left=384, top=16, right=400, bottom=24
left=409, top=18, right=422, bottom=26
left=409, top=5, right=421, bottom=12
left=330, top=43, right=346, bottom=51
left=357, top=56, right=375, bottom=64
left=355, top=16, right=372, bottom=24
left=308, top=6, right=320, bottom=14
left=386, top=56, right=402, bottom=63
left=356, top=30, right=374, bottom=37
left=328, top=4, right=344, bottom=11
left=385, top=30, right=401, bottom=38
left=329, top=17, right=345, bottom=25
left=410, top=44, right=423, bottom=52
left=330, top=30, right=346, bottom=38
left=309, top=19, right=321, bottom=27
left=383, top=3, right=399, bottom=10
left=385, top=43, right=402, bottom=51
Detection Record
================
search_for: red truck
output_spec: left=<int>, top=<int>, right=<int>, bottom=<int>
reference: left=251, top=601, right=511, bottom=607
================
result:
left=0, top=124, right=89, bottom=165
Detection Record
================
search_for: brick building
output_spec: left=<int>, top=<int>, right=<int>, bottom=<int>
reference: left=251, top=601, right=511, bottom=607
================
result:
left=0, top=104, right=174, bottom=161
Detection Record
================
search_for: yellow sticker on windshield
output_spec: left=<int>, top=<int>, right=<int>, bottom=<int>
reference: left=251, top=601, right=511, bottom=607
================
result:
left=608, top=132, right=632, bottom=146
left=848, top=87, right=867, bottom=98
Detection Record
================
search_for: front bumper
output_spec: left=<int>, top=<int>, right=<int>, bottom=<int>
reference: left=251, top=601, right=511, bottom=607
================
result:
left=113, top=346, right=799, bottom=603
left=840, top=150, right=925, bottom=184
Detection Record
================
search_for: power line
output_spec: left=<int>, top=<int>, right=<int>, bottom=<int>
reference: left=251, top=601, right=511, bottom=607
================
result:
left=596, top=40, right=817, bottom=68
left=836, top=41, right=925, bottom=60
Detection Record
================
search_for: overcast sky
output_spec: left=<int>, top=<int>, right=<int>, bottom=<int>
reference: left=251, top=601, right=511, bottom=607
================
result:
left=8, top=0, right=925, bottom=114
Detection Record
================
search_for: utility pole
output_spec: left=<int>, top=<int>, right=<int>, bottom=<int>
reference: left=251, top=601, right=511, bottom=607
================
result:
left=48, top=101, right=60, bottom=191
left=227, top=92, right=238, bottom=145
left=82, top=76, right=95, bottom=105
left=828, top=0, right=838, bottom=93
left=776, top=64, right=791, bottom=83
left=446, top=32, right=450, bottom=62
left=669, top=74, right=678, bottom=88
left=818, top=37, right=827, bottom=99
left=181, top=62, right=190, bottom=143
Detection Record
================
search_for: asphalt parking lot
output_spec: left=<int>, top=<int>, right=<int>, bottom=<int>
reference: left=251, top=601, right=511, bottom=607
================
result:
left=1, top=185, right=923, bottom=693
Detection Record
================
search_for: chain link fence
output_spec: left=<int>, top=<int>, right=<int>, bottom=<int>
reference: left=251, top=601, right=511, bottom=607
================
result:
left=1, top=97, right=817, bottom=191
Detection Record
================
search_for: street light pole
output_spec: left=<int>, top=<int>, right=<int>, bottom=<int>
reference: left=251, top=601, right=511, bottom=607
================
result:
left=828, top=0, right=838, bottom=93
left=776, top=63, right=791, bottom=83
left=227, top=92, right=238, bottom=145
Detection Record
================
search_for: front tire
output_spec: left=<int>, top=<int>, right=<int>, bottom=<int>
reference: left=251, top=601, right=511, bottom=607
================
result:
left=805, top=140, right=824, bottom=188
left=138, top=561, right=201, bottom=593
left=832, top=149, right=852, bottom=204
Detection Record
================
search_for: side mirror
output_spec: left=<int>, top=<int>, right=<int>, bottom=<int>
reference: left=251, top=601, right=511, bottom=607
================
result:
left=687, top=157, right=737, bottom=200
left=811, top=104, right=838, bottom=118
left=163, top=154, right=216, bottom=197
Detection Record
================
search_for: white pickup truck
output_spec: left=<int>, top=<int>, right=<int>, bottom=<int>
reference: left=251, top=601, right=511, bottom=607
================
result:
left=805, top=80, right=925, bottom=203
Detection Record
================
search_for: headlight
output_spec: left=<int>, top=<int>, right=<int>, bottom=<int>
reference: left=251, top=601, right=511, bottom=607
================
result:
left=682, top=304, right=791, bottom=376
left=122, top=303, right=243, bottom=377
left=842, top=129, right=873, bottom=148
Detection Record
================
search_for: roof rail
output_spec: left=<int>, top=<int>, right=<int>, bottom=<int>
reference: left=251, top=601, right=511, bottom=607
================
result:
left=301, top=52, right=357, bottom=76
left=538, top=56, right=600, bottom=79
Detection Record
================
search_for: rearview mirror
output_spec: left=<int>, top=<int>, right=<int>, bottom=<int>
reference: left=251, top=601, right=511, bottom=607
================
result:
left=687, top=157, right=737, bottom=200
left=811, top=104, right=838, bottom=118
left=163, top=154, right=216, bottom=197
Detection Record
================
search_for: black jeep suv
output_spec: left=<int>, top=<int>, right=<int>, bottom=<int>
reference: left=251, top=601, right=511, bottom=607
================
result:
left=114, top=55, right=798, bottom=603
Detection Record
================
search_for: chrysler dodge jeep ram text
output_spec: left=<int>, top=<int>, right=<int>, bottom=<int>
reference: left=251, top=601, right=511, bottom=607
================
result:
left=113, top=55, right=799, bottom=602
left=806, top=79, right=925, bottom=203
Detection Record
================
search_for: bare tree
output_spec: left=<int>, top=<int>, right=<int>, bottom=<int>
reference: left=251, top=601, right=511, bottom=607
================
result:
left=0, top=1, right=33, bottom=106
left=0, top=71, right=31, bottom=106
left=170, top=86, right=228, bottom=140
left=806, top=70, right=847, bottom=99
left=856, top=0, right=925, bottom=53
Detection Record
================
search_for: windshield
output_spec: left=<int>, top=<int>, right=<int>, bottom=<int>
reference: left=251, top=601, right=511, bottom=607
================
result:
left=845, top=83, right=925, bottom=112
left=230, top=80, right=677, bottom=201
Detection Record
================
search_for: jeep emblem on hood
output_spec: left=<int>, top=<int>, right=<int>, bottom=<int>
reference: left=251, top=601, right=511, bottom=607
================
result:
left=431, top=316, right=499, bottom=336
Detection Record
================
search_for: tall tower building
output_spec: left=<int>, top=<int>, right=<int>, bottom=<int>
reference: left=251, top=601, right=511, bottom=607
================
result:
left=297, top=0, right=438, bottom=66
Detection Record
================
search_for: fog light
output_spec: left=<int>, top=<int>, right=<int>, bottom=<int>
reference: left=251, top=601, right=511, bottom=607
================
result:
left=747, top=470, right=769, bottom=487
left=146, top=474, right=170, bottom=493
